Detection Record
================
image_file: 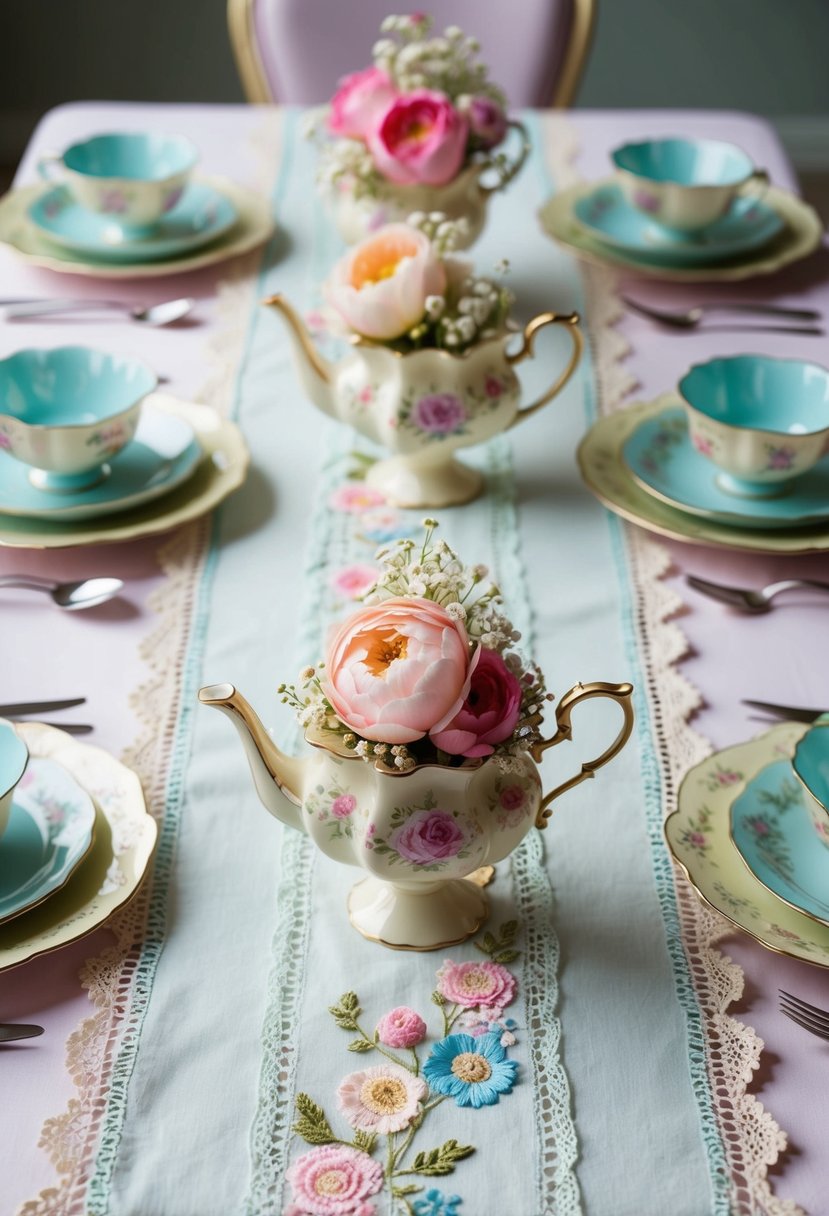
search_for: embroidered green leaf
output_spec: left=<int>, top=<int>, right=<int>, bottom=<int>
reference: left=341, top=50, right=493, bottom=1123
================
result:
left=348, top=1038, right=374, bottom=1053
left=492, top=948, right=521, bottom=964
left=393, top=1184, right=422, bottom=1198
left=409, top=1139, right=475, bottom=1176
left=480, top=931, right=498, bottom=954
left=329, top=991, right=361, bottom=1030
left=292, top=1093, right=336, bottom=1145
left=353, top=1129, right=378, bottom=1154
left=431, top=989, right=445, bottom=1006
left=474, top=920, right=521, bottom=961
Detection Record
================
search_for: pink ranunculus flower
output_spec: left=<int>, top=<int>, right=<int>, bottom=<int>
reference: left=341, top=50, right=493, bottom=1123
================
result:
left=369, top=90, right=469, bottom=186
left=328, top=66, right=399, bottom=140
left=391, top=809, right=467, bottom=865
left=375, top=1005, right=427, bottom=1048
left=430, top=646, right=522, bottom=758
left=337, top=1063, right=427, bottom=1134
left=323, top=596, right=471, bottom=744
left=464, top=96, right=508, bottom=149
left=286, top=1144, right=383, bottom=1216
left=436, top=959, right=517, bottom=1010
left=325, top=223, right=446, bottom=341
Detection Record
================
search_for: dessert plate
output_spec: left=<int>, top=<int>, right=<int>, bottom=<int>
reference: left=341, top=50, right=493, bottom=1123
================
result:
left=621, top=406, right=829, bottom=529
left=666, top=721, right=829, bottom=967
left=0, top=723, right=156, bottom=972
left=28, top=180, right=237, bottom=262
left=0, top=395, right=248, bottom=548
left=0, top=757, right=96, bottom=924
left=731, top=757, right=829, bottom=927
left=539, top=182, right=822, bottom=282
left=573, top=181, right=783, bottom=264
left=0, top=397, right=201, bottom=522
left=0, top=175, right=273, bottom=279
left=577, top=394, right=829, bottom=554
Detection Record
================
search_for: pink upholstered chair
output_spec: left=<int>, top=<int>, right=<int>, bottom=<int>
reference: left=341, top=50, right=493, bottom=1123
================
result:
left=228, top=1, right=596, bottom=108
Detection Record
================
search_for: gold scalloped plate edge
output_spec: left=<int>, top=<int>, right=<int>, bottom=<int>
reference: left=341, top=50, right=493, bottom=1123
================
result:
left=0, top=723, right=157, bottom=973
left=577, top=394, right=829, bottom=554
left=0, top=175, right=274, bottom=279
left=538, top=181, right=823, bottom=282
left=0, top=393, right=249, bottom=549
left=666, top=721, right=829, bottom=968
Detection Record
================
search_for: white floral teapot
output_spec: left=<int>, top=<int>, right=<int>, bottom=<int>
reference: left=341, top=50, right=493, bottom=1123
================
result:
left=264, top=294, right=583, bottom=508
left=198, top=680, right=634, bottom=950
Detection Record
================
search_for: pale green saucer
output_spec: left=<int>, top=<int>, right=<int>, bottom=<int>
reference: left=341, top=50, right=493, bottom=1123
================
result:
left=666, top=722, right=829, bottom=967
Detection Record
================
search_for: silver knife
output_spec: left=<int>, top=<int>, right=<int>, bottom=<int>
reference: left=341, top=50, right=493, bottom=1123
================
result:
left=0, top=697, right=86, bottom=717
left=742, top=699, right=827, bottom=723
left=0, top=1023, right=44, bottom=1043
left=8, top=720, right=93, bottom=735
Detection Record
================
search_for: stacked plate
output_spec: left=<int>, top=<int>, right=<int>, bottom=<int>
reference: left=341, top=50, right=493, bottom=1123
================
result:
left=666, top=719, right=829, bottom=967
left=0, top=720, right=156, bottom=972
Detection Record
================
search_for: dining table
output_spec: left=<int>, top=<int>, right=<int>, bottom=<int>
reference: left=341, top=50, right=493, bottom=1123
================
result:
left=1, top=99, right=828, bottom=1216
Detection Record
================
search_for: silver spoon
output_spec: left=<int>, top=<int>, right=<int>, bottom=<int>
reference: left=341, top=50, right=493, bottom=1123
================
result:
left=687, top=574, right=829, bottom=613
left=0, top=575, right=123, bottom=610
left=622, top=295, right=821, bottom=329
left=1, top=297, right=194, bottom=326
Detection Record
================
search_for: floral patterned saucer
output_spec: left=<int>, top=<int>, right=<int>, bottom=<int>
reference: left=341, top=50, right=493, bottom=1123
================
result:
left=730, top=756, right=829, bottom=927
left=666, top=721, right=829, bottom=966
left=0, top=757, right=95, bottom=924
left=622, top=404, right=829, bottom=529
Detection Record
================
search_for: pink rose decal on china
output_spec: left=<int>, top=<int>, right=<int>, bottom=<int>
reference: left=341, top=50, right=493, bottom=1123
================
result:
left=389, top=808, right=468, bottom=865
left=99, top=188, right=129, bottom=214
left=331, top=793, right=357, bottom=820
left=633, top=188, right=661, bottom=215
left=691, top=432, right=714, bottom=457
left=162, top=186, right=184, bottom=213
left=410, top=392, right=468, bottom=436
left=766, top=445, right=796, bottom=471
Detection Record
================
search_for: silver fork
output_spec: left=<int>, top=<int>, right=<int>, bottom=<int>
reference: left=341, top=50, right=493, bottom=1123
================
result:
left=686, top=574, right=829, bottom=613
left=779, top=990, right=829, bottom=1040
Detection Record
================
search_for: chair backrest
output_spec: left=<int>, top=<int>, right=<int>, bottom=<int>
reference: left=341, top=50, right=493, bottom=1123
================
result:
left=229, top=0, right=595, bottom=109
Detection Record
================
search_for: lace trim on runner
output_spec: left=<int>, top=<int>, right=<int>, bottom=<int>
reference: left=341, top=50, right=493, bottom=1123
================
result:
left=540, top=111, right=802, bottom=1216
left=18, top=111, right=284, bottom=1216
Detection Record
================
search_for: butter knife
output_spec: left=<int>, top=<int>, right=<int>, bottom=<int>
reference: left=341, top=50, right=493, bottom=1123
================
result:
left=0, top=697, right=85, bottom=717
left=742, top=699, right=827, bottom=723
left=0, top=1023, right=43, bottom=1043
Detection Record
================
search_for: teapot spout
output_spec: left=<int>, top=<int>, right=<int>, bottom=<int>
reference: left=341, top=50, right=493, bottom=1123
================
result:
left=198, top=683, right=305, bottom=833
left=262, top=293, right=336, bottom=419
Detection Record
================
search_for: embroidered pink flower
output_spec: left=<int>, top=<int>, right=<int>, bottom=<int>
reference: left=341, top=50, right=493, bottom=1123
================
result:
left=437, top=959, right=517, bottom=1010
left=462, top=96, right=507, bottom=150
left=375, top=1006, right=427, bottom=1048
left=391, top=809, right=467, bottom=864
left=337, top=1063, right=427, bottom=1134
left=331, top=794, right=357, bottom=819
left=332, top=564, right=380, bottom=600
left=286, top=1144, right=383, bottom=1216
left=328, top=67, right=399, bottom=141
left=330, top=485, right=387, bottom=513
left=323, top=596, right=472, bottom=744
left=430, top=647, right=522, bottom=758
left=411, top=393, right=468, bottom=435
left=369, top=90, right=468, bottom=186
left=499, top=785, right=526, bottom=812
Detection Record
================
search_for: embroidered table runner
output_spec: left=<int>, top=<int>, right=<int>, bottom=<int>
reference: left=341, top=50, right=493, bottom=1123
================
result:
left=18, top=109, right=800, bottom=1216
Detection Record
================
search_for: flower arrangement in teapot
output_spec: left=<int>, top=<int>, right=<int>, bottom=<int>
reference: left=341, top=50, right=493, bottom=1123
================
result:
left=264, top=214, right=583, bottom=508
left=305, top=12, right=530, bottom=247
left=199, top=523, right=634, bottom=950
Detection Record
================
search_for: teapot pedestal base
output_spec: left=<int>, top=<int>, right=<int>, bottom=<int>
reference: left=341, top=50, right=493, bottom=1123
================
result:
left=366, top=456, right=483, bottom=509
left=347, top=876, right=489, bottom=951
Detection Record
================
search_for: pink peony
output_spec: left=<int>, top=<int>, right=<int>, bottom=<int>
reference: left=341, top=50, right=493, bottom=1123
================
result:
left=391, top=809, right=467, bottom=864
left=430, top=647, right=522, bottom=758
left=325, top=223, right=446, bottom=341
left=323, top=596, right=471, bottom=744
left=286, top=1144, right=383, bottom=1215
left=369, top=90, right=469, bottom=186
left=436, top=959, right=517, bottom=1010
left=463, top=96, right=508, bottom=149
left=337, top=1063, right=427, bottom=1134
left=328, top=67, right=399, bottom=140
left=375, top=1005, right=427, bottom=1048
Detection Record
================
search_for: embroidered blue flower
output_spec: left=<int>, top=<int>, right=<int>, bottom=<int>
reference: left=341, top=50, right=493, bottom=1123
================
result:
left=423, top=1032, right=517, bottom=1108
left=413, top=1189, right=463, bottom=1216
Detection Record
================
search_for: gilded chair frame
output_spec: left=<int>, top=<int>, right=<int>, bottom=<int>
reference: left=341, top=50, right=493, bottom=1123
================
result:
left=228, top=0, right=596, bottom=108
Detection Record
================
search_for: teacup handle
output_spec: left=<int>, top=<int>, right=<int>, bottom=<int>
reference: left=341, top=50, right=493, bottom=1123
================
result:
left=530, top=681, right=635, bottom=829
left=478, top=119, right=531, bottom=197
left=742, top=167, right=770, bottom=204
left=37, top=152, right=65, bottom=182
left=505, top=311, right=583, bottom=428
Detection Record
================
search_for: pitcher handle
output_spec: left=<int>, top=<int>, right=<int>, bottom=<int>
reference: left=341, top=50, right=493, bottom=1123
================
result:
left=529, top=681, right=635, bottom=829
left=505, top=312, right=583, bottom=428
left=478, top=119, right=531, bottom=198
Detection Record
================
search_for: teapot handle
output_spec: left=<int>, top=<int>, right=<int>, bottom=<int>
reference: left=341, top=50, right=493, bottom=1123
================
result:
left=529, top=681, right=635, bottom=829
left=477, top=119, right=531, bottom=197
left=505, top=312, right=583, bottom=428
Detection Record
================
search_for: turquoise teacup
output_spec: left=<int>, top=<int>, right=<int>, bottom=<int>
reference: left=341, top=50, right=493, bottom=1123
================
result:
left=611, top=137, right=767, bottom=233
left=0, top=719, right=28, bottom=841
left=793, top=716, right=829, bottom=848
left=678, top=355, right=829, bottom=498
left=38, top=132, right=198, bottom=235
left=0, top=346, right=157, bottom=492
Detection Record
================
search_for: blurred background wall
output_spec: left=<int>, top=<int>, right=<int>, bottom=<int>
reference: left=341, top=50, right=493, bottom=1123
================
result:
left=2, top=0, right=828, bottom=198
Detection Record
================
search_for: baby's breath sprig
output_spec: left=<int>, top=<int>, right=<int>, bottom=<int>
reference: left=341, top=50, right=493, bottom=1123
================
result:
left=374, top=14, right=506, bottom=107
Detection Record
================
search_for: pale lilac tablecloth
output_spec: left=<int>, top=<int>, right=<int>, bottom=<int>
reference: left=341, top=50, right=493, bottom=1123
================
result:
left=1, top=104, right=828, bottom=1215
